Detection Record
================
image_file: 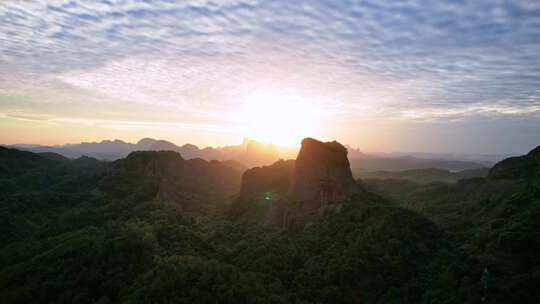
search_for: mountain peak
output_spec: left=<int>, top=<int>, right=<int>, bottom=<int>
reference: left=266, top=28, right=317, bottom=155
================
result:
left=300, top=137, right=348, bottom=153
left=291, top=137, right=356, bottom=208
left=181, top=143, right=199, bottom=150
left=100, top=139, right=127, bottom=144
left=238, top=137, right=359, bottom=228
left=136, top=137, right=158, bottom=146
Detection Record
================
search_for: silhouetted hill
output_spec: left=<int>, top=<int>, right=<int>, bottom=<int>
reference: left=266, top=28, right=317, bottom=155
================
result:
left=37, top=152, right=70, bottom=163
left=0, top=146, right=59, bottom=178
left=100, top=150, right=244, bottom=210
left=240, top=159, right=294, bottom=198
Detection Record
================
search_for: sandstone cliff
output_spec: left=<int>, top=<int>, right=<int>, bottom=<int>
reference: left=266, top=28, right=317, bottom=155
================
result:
left=237, top=138, right=360, bottom=228
left=290, top=138, right=358, bottom=210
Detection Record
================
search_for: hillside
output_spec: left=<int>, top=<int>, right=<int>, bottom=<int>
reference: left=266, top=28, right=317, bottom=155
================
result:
left=101, top=150, right=244, bottom=209
left=0, top=143, right=539, bottom=303
left=363, top=146, right=540, bottom=303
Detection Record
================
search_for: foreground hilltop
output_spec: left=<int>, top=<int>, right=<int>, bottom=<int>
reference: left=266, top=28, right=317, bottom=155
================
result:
left=291, top=138, right=358, bottom=209
left=237, top=138, right=379, bottom=227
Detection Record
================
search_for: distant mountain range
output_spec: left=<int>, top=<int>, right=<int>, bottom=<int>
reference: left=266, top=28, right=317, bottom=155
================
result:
left=357, top=167, right=490, bottom=184
left=6, top=137, right=495, bottom=171
left=349, top=155, right=489, bottom=174
left=363, top=151, right=513, bottom=166
left=7, top=138, right=295, bottom=168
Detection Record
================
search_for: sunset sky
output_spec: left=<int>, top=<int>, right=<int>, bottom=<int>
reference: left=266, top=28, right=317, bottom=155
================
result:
left=1, top=0, right=539, bottom=153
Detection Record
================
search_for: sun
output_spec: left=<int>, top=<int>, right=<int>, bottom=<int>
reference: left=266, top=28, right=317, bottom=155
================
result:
left=235, top=92, right=327, bottom=147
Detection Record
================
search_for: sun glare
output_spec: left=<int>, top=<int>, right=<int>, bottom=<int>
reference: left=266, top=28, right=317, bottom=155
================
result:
left=236, top=92, right=327, bottom=147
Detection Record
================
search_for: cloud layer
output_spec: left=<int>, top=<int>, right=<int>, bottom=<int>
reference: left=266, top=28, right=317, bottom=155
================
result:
left=1, top=0, right=539, bottom=151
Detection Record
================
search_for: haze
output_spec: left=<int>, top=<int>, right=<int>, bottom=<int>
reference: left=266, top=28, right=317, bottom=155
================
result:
left=1, top=1, right=540, bottom=154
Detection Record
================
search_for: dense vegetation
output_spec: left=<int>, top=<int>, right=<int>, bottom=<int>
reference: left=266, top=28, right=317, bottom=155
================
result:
left=363, top=147, right=540, bottom=303
left=1, top=146, right=539, bottom=303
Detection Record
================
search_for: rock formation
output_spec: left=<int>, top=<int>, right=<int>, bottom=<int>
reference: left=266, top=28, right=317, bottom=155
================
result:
left=237, top=138, right=359, bottom=228
left=290, top=138, right=358, bottom=209
left=283, top=138, right=358, bottom=228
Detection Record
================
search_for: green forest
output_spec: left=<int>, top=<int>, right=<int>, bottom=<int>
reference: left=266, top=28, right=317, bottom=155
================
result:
left=1, top=146, right=539, bottom=304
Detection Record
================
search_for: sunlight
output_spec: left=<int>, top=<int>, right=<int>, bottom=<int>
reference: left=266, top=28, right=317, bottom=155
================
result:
left=236, top=92, right=327, bottom=146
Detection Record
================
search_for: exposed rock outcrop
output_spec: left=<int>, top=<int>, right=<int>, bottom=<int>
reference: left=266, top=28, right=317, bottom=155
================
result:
left=237, top=138, right=360, bottom=228
left=290, top=138, right=358, bottom=210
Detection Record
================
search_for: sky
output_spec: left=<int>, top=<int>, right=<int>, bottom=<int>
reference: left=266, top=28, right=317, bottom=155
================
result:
left=1, top=0, right=539, bottom=154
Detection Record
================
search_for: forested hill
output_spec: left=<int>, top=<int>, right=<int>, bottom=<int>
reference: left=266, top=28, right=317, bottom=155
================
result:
left=363, top=145, right=540, bottom=303
left=0, top=145, right=539, bottom=303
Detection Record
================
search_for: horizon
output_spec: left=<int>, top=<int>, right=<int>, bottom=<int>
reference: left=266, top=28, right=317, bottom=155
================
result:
left=1, top=1, right=540, bottom=154
left=3, top=135, right=526, bottom=158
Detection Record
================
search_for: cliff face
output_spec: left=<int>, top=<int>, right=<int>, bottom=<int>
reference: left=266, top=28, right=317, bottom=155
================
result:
left=290, top=138, right=358, bottom=211
left=237, top=138, right=360, bottom=227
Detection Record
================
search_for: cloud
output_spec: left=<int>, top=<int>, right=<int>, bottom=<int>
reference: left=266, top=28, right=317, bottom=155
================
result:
left=1, top=112, right=233, bottom=133
left=5, top=113, right=55, bottom=121
left=0, top=0, right=539, bottom=150
left=400, top=102, right=540, bottom=122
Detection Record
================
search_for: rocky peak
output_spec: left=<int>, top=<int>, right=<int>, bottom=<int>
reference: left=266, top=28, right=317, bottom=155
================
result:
left=290, top=138, right=357, bottom=211
left=237, top=138, right=360, bottom=228
left=136, top=138, right=158, bottom=149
